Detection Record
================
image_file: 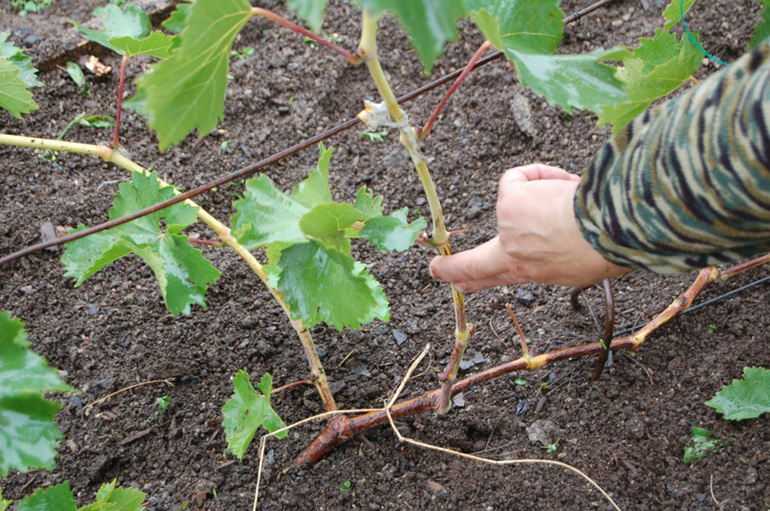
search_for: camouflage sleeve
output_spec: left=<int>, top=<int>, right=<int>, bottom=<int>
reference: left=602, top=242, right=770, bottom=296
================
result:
left=574, top=42, right=770, bottom=274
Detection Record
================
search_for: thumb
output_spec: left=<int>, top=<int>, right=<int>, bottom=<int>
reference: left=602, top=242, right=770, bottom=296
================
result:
left=429, top=237, right=507, bottom=285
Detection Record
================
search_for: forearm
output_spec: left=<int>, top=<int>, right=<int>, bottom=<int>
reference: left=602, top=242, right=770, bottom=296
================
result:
left=575, top=43, right=770, bottom=273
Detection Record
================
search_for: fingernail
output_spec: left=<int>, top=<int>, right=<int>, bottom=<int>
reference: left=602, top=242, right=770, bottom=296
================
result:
left=429, top=266, right=439, bottom=280
left=455, top=282, right=468, bottom=292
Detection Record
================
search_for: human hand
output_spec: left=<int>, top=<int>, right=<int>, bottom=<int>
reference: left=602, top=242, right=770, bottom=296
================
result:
left=429, top=164, right=629, bottom=289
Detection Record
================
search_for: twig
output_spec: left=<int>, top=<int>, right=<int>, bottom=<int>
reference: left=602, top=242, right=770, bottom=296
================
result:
left=383, top=345, right=622, bottom=511
left=252, top=7, right=361, bottom=64
left=83, top=378, right=176, bottom=413
left=420, top=40, right=492, bottom=138
left=710, top=474, right=725, bottom=510
left=271, top=379, right=313, bottom=395
left=591, top=279, right=615, bottom=381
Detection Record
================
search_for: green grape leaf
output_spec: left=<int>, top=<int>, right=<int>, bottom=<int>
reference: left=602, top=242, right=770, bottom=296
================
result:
left=222, top=371, right=286, bottom=460
left=275, top=242, right=389, bottom=330
left=662, top=0, right=696, bottom=31
left=467, top=1, right=628, bottom=115
left=109, top=31, right=176, bottom=59
left=0, top=57, right=38, bottom=118
left=353, top=186, right=384, bottom=218
left=290, top=144, right=334, bottom=208
left=133, top=0, right=254, bottom=150
left=18, top=483, right=77, bottom=511
left=73, top=5, right=152, bottom=54
left=232, top=175, right=309, bottom=249
left=359, top=0, right=467, bottom=73
left=1, top=492, right=10, bottom=511
left=597, top=29, right=702, bottom=131
left=286, top=0, right=327, bottom=33
left=360, top=208, right=426, bottom=252
left=79, top=480, right=146, bottom=511
left=465, top=0, right=563, bottom=54
left=300, top=203, right=366, bottom=253
left=0, top=32, right=43, bottom=88
left=0, top=312, right=73, bottom=477
left=750, top=0, right=770, bottom=48
left=706, top=367, right=770, bottom=421
left=61, top=172, right=220, bottom=316
left=232, top=145, right=334, bottom=249
left=162, top=1, right=193, bottom=34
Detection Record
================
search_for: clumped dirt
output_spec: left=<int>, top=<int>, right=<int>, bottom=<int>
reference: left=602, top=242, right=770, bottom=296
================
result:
left=1, top=0, right=769, bottom=509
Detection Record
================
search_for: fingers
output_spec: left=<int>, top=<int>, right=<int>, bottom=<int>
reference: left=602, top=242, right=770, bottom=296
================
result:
left=429, top=237, right=509, bottom=286
left=501, top=164, right=578, bottom=184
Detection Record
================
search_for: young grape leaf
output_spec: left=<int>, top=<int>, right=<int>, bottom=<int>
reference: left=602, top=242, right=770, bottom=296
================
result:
left=597, top=29, right=701, bottom=131
left=61, top=172, right=220, bottom=316
left=232, top=144, right=335, bottom=249
left=300, top=203, right=366, bottom=253
left=0, top=32, right=43, bottom=88
left=79, top=480, right=146, bottom=511
left=0, top=312, right=73, bottom=477
left=231, top=145, right=400, bottom=331
left=750, top=0, right=770, bottom=48
left=162, top=1, right=194, bottom=34
left=466, top=0, right=628, bottom=115
left=73, top=4, right=152, bottom=53
left=222, top=371, right=286, bottom=460
left=0, top=57, right=39, bottom=118
left=359, top=0, right=467, bottom=73
left=133, top=0, right=254, bottom=150
left=274, top=242, right=389, bottom=330
left=231, top=175, right=311, bottom=249
left=17, top=483, right=77, bottom=511
left=1, top=490, right=10, bottom=511
left=706, top=367, right=770, bottom=421
left=354, top=186, right=384, bottom=218
left=662, top=0, right=696, bottom=31
left=109, top=31, right=177, bottom=59
left=286, top=0, right=327, bottom=33
left=291, top=144, right=334, bottom=208
left=360, top=208, right=426, bottom=252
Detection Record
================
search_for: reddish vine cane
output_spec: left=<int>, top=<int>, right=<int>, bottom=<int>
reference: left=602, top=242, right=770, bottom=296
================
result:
left=294, top=253, right=770, bottom=467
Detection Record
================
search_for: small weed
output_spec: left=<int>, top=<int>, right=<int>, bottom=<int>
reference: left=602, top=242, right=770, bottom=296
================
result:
left=232, top=46, right=254, bottom=60
left=212, top=486, right=219, bottom=502
left=156, top=395, right=170, bottom=412
left=65, top=62, right=91, bottom=95
left=220, top=140, right=230, bottom=152
left=339, top=481, right=352, bottom=494
left=514, top=378, right=528, bottom=386
left=288, top=97, right=295, bottom=106
left=11, top=0, right=51, bottom=15
left=683, top=427, right=729, bottom=463
left=360, top=130, right=388, bottom=143
left=708, top=323, right=717, bottom=334
left=541, top=439, right=560, bottom=454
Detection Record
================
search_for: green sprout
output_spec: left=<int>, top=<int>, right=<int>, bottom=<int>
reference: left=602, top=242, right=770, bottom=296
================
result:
left=339, top=481, right=351, bottom=494
left=220, top=140, right=230, bottom=152
left=360, top=130, right=388, bottom=143
left=232, top=46, right=254, bottom=60
left=514, top=378, right=528, bottom=386
left=156, top=395, right=170, bottom=412
left=541, top=439, right=560, bottom=454
left=65, top=62, right=91, bottom=95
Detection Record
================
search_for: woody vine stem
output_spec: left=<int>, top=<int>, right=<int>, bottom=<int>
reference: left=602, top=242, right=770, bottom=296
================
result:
left=358, top=11, right=470, bottom=413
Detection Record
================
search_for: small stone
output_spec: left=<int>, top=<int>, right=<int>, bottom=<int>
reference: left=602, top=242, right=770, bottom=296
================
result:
left=515, top=289, right=535, bottom=306
left=392, top=330, right=407, bottom=346
left=453, top=393, right=465, bottom=408
left=526, top=419, right=561, bottom=446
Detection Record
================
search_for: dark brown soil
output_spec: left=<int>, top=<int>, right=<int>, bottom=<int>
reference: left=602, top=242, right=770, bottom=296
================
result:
left=1, top=1, right=769, bottom=510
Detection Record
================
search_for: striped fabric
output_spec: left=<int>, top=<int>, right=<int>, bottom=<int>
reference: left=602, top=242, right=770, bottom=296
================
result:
left=575, top=42, right=770, bottom=273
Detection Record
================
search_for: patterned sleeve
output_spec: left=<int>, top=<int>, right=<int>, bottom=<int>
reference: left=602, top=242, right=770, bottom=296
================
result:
left=574, top=42, right=770, bottom=274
